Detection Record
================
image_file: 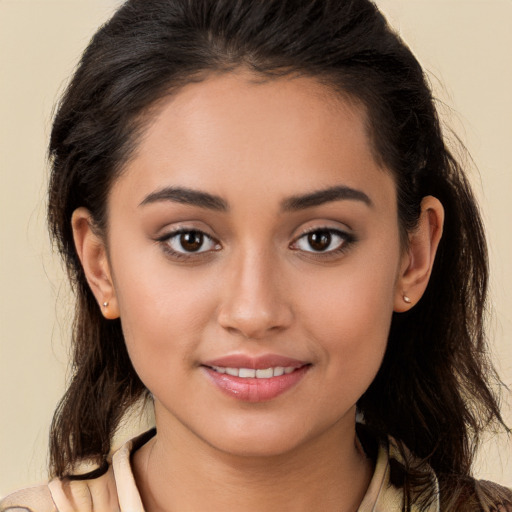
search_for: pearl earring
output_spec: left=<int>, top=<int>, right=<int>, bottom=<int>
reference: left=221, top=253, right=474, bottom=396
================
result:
left=403, top=295, right=411, bottom=304
left=103, top=301, right=109, bottom=308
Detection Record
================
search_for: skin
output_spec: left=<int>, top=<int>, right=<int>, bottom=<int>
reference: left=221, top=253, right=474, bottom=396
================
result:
left=73, top=72, right=444, bottom=512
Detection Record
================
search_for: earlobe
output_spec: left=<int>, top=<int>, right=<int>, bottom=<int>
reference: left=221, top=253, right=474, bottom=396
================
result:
left=71, top=208, right=120, bottom=319
left=394, top=196, right=444, bottom=312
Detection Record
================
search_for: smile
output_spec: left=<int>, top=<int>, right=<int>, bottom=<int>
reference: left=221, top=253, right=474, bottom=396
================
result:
left=209, top=366, right=297, bottom=378
left=202, top=355, right=310, bottom=402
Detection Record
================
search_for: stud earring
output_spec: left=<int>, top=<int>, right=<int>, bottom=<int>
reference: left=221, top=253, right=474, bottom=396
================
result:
left=103, top=301, right=109, bottom=308
left=403, top=295, right=412, bottom=304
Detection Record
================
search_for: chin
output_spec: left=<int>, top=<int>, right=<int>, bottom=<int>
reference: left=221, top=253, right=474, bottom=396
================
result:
left=194, top=410, right=350, bottom=460
left=208, top=431, right=307, bottom=459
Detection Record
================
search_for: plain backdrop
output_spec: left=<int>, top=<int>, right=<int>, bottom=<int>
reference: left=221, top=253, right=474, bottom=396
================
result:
left=1, top=0, right=511, bottom=497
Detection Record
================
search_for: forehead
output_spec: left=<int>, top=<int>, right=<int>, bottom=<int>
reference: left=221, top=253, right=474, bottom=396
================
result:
left=136, top=71, right=372, bottom=163
left=113, top=71, right=394, bottom=212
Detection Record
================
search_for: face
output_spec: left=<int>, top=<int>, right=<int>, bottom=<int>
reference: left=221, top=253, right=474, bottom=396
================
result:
left=102, top=73, right=407, bottom=457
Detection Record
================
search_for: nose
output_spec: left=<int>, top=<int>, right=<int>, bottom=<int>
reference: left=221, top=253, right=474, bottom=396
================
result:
left=217, top=249, right=294, bottom=340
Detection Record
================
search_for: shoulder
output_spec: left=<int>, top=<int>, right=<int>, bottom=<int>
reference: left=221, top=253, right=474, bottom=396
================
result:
left=383, top=431, right=512, bottom=511
left=473, top=479, right=512, bottom=512
left=1, top=465, right=119, bottom=512
left=434, top=474, right=512, bottom=511
left=0, top=485, right=56, bottom=512
left=442, top=479, right=512, bottom=512
left=0, top=430, right=154, bottom=512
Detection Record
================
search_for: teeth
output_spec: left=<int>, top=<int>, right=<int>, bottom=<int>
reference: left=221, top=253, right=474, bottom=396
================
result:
left=255, top=368, right=273, bottom=379
left=210, top=366, right=298, bottom=378
left=239, top=368, right=256, bottom=378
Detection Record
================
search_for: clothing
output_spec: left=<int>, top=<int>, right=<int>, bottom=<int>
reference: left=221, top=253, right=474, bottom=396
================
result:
left=0, top=429, right=510, bottom=512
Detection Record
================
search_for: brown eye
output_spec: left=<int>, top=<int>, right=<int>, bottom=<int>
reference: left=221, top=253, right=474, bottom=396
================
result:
left=292, top=228, right=351, bottom=254
left=307, top=230, right=332, bottom=251
left=180, top=231, right=204, bottom=252
left=164, top=229, right=219, bottom=255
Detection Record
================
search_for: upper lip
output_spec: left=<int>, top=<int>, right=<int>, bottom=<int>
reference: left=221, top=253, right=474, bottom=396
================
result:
left=202, top=354, right=309, bottom=370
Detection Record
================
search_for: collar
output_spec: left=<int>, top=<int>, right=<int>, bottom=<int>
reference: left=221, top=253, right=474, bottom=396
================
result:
left=48, top=428, right=440, bottom=512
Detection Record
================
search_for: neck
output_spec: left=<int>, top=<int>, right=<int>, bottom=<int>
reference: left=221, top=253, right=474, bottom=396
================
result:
left=133, top=412, right=373, bottom=512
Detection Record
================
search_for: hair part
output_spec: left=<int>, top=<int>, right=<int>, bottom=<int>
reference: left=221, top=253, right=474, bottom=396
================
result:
left=48, top=0, right=508, bottom=507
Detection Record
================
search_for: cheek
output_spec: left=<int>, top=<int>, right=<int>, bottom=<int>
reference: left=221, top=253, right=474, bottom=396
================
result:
left=301, top=250, right=397, bottom=329
left=306, top=283, right=393, bottom=363
left=109, top=248, right=219, bottom=373
left=296, top=246, right=399, bottom=386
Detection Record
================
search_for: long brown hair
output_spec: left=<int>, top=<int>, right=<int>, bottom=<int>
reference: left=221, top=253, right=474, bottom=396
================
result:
left=47, top=0, right=509, bottom=508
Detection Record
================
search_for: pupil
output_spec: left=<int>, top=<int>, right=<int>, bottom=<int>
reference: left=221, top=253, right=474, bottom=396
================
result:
left=180, top=231, right=203, bottom=252
left=308, top=230, right=331, bottom=251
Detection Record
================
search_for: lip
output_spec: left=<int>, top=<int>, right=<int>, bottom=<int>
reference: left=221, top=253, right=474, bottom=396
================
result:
left=201, top=353, right=311, bottom=402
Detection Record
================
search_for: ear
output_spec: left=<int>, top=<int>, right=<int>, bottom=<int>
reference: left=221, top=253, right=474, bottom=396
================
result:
left=394, top=196, right=444, bottom=312
left=71, top=207, right=120, bottom=320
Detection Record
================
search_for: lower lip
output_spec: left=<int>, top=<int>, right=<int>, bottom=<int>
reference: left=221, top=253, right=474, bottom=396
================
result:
left=203, top=366, right=310, bottom=402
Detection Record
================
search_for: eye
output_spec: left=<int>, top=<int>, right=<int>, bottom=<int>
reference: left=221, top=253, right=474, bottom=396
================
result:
left=163, top=229, right=220, bottom=254
left=292, top=228, right=352, bottom=253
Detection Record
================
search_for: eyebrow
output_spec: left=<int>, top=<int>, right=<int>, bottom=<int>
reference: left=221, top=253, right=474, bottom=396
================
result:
left=281, top=185, right=373, bottom=211
left=139, top=186, right=228, bottom=211
left=139, top=184, right=372, bottom=212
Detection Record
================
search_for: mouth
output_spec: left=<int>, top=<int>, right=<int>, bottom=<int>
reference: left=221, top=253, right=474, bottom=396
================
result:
left=201, top=355, right=311, bottom=402
left=207, top=365, right=299, bottom=378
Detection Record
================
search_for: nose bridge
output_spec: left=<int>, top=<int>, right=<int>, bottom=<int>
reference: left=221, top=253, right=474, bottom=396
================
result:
left=217, top=244, right=292, bottom=339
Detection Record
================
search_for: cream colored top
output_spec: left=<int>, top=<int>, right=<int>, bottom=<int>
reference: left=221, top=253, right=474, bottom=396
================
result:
left=0, top=429, right=450, bottom=512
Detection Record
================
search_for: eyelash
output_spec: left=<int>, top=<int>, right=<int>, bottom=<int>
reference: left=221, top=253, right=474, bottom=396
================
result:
left=156, top=227, right=355, bottom=261
left=290, top=227, right=355, bottom=257
left=156, top=229, right=220, bottom=260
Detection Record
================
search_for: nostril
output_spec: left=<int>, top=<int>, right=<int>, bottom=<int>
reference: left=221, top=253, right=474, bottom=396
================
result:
left=218, top=307, right=292, bottom=340
left=216, top=266, right=294, bottom=338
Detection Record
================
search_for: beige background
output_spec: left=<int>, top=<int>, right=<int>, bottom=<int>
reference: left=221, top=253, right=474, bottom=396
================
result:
left=1, top=0, right=511, bottom=497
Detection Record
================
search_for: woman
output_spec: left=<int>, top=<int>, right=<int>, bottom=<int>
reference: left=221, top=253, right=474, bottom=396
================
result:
left=1, top=0, right=510, bottom=510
